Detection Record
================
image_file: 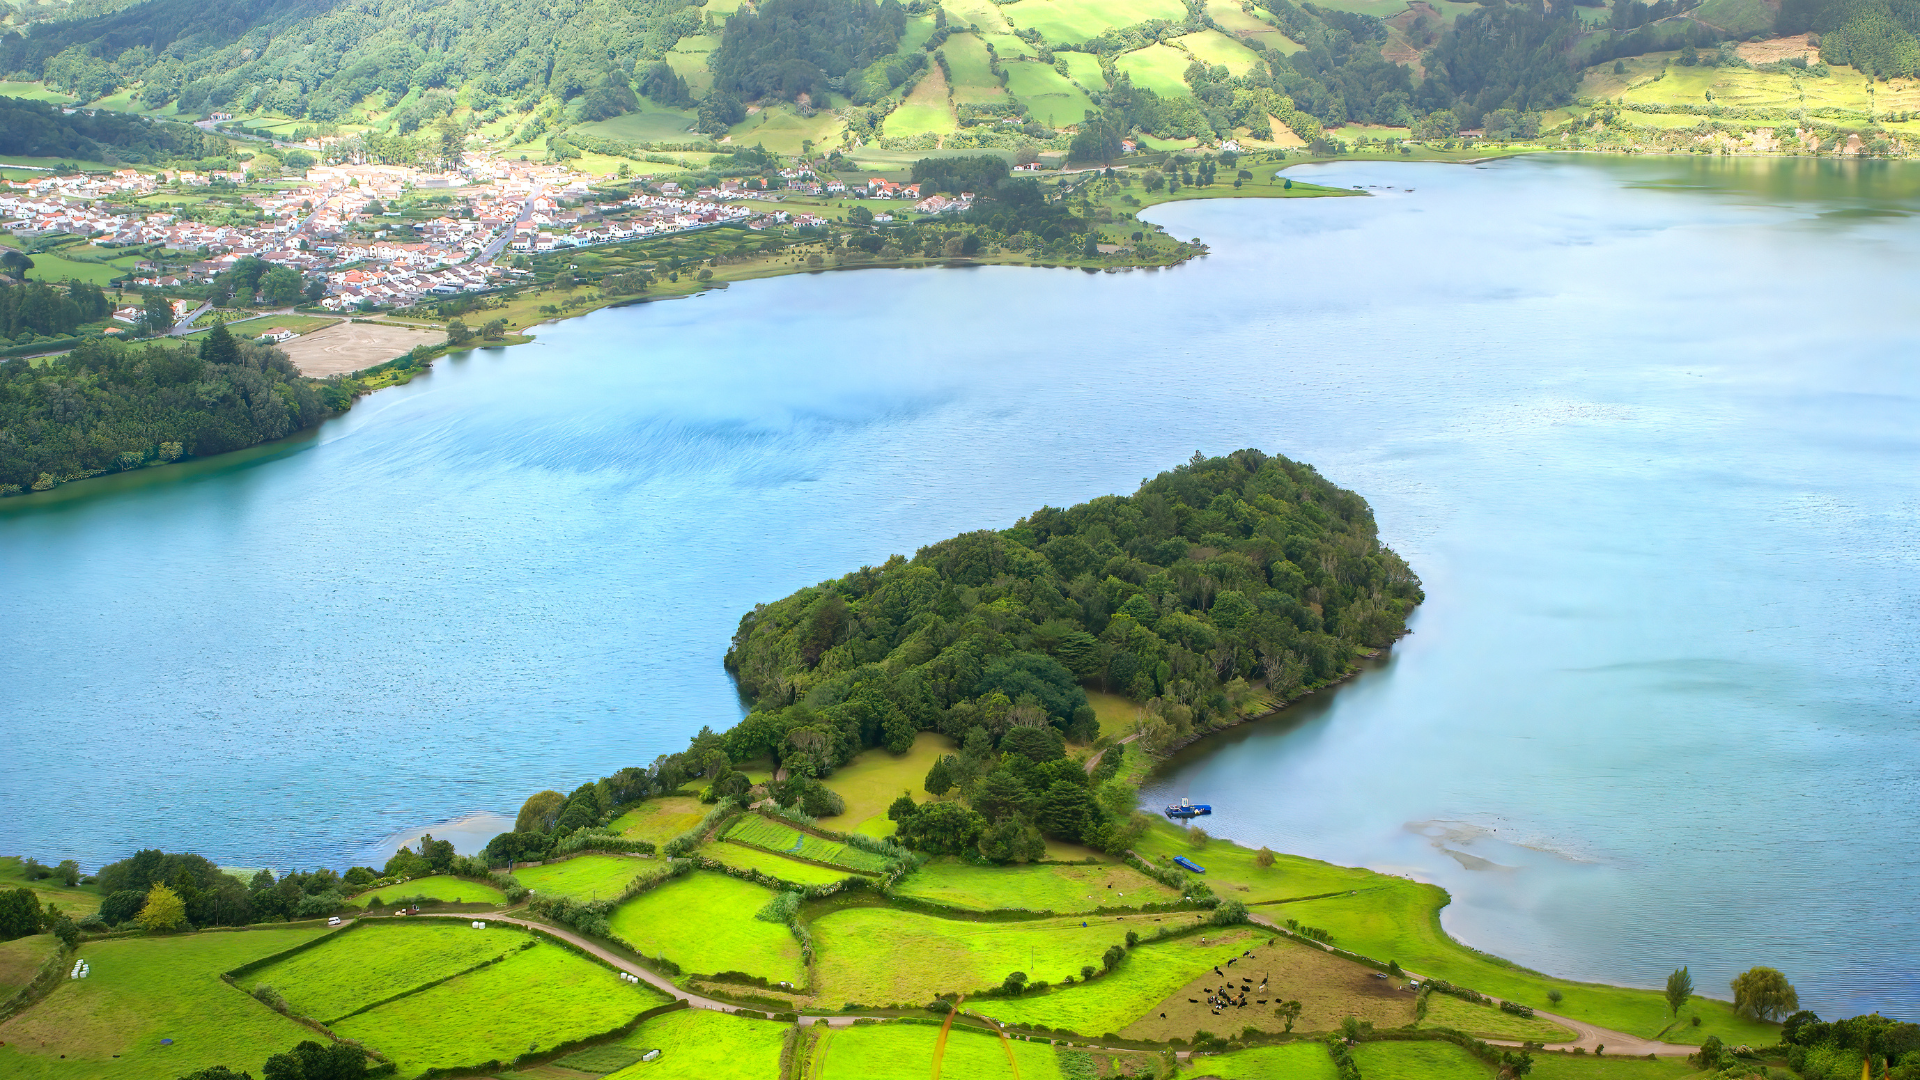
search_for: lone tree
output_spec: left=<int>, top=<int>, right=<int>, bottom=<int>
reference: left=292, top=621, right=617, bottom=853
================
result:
left=1666, top=966, right=1693, bottom=1018
left=1274, top=1000, right=1303, bottom=1032
left=1730, top=966, right=1798, bottom=1021
left=923, top=755, right=953, bottom=797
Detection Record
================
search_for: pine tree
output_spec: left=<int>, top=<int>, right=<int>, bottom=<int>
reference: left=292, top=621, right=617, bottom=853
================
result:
left=200, top=319, right=240, bottom=366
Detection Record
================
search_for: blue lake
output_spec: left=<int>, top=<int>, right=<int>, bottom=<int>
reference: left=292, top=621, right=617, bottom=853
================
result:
left=2, top=155, right=1914, bottom=1016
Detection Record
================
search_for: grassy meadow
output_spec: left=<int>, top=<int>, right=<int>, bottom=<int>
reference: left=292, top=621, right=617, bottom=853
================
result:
left=1115, top=44, right=1197, bottom=99
left=514, top=854, right=654, bottom=901
left=0, top=926, right=330, bottom=1080
left=607, top=872, right=806, bottom=984
left=589, top=1008, right=789, bottom=1078
left=1085, top=691, right=1142, bottom=741
left=814, top=1022, right=1067, bottom=1080
left=1182, top=1041, right=1340, bottom=1080
left=243, top=920, right=516, bottom=1023
left=892, top=859, right=1179, bottom=913
left=1527, top=1054, right=1700, bottom=1080
left=0, top=858, right=100, bottom=917
left=983, top=926, right=1266, bottom=1036
left=1005, top=0, right=1185, bottom=42
left=1115, top=933, right=1418, bottom=1042
left=1420, top=991, right=1577, bottom=1042
left=611, top=795, right=709, bottom=843
left=0, top=934, right=60, bottom=1000
left=356, top=872, right=507, bottom=907
left=701, top=841, right=860, bottom=886
left=1004, top=62, right=1099, bottom=129
left=723, top=816, right=890, bottom=873
left=1350, top=1039, right=1494, bottom=1080
left=819, top=730, right=955, bottom=836
left=885, top=68, right=957, bottom=138
left=329, top=941, right=659, bottom=1074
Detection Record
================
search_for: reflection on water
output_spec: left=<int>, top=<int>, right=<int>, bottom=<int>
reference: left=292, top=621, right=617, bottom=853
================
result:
left=3, top=154, right=1915, bottom=1016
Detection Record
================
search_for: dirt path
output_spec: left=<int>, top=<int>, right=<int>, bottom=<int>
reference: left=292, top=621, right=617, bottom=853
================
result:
left=1084, top=732, right=1139, bottom=775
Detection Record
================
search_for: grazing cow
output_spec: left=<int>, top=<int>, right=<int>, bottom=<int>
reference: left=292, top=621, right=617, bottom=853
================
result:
left=1189, top=998, right=1198, bottom=1003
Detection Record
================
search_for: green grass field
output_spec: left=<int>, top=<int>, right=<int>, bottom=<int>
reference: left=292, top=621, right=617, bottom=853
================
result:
left=701, top=841, right=858, bottom=886
left=0, top=934, right=59, bottom=1000
left=331, top=941, right=660, bottom=1074
left=1176, top=30, right=1265, bottom=75
left=723, top=816, right=890, bottom=873
left=982, top=926, right=1264, bottom=1036
left=0, top=926, right=330, bottom=1080
left=1135, top=820, right=1379, bottom=904
left=0, top=858, right=101, bottom=918
left=588, top=1008, right=789, bottom=1079
left=1085, top=691, right=1141, bottom=742
left=22, top=251, right=126, bottom=286
left=576, top=110, right=707, bottom=145
left=1058, top=51, right=1109, bottom=92
left=1527, top=1053, right=1699, bottom=1080
left=356, top=872, right=507, bottom=907
left=1006, top=0, right=1186, bottom=42
left=0, top=81, right=76, bottom=103
left=943, top=34, right=1007, bottom=104
left=611, top=796, right=710, bottom=843
left=886, top=69, right=957, bottom=138
left=1420, top=992, right=1577, bottom=1042
left=664, top=51, right=717, bottom=96
left=1116, top=44, right=1196, bottom=99
left=821, top=731, right=956, bottom=835
left=812, top=907, right=1193, bottom=1006
left=893, top=859, right=1178, bottom=913
left=514, top=854, right=654, bottom=902
left=726, top=105, right=846, bottom=155
left=1182, top=1041, right=1339, bottom=1080
left=243, top=921, right=517, bottom=1022
left=607, top=872, right=806, bottom=985
left=945, top=0, right=1016, bottom=34
left=815, top=1022, right=1066, bottom=1080
left=1350, top=1039, right=1493, bottom=1080
left=1004, top=62, right=1099, bottom=129
left=185, top=313, right=340, bottom=341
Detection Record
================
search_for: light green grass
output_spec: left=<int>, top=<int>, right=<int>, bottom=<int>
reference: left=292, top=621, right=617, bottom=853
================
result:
left=1004, top=62, right=1098, bottom=128
left=664, top=52, right=717, bottom=96
left=982, top=32, right=1036, bottom=59
left=0, top=857, right=101, bottom=917
left=611, top=795, right=709, bottom=843
left=576, top=111, right=707, bottom=144
left=1183, top=1041, right=1340, bottom=1080
left=514, top=854, right=654, bottom=902
left=1135, top=819, right=1379, bottom=904
left=1204, top=0, right=1279, bottom=34
left=894, top=859, right=1179, bottom=913
left=1420, top=992, right=1577, bottom=1042
left=0, top=82, right=76, bottom=103
left=356, top=873, right=507, bottom=907
left=812, top=907, right=1195, bottom=1006
left=723, top=816, right=890, bottom=873
left=1007, top=0, right=1186, bottom=42
left=1116, top=45, right=1196, bottom=99
left=0, top=926, right=330, bottom=1080
left=945, top=0, right=1016, bottom=34
left=331, top=941, right=661, bottom=1074
left=1176, top=30, right=1265, bottom=75
left=1528, top=1053, right=1700, bottom=1080
left=821, top=730, right=957, bottom=834
left=983, top=926, right=1264, bottom=1036
left=701, top=842, right=859, bottom=886
left=1058, top=51, right=1109, bottom=91
left=886, top=68, right=957, bottom=138
left=943, top=34, right=1007, bottom=104
left=0, top=934, right=59, bottom=1000
left=1350, top=1040, right=1493, bottom=1080
left=22, top=252, right=123, bottom=286
left=245, top=921, right=518, bottom=1023
left=597, top=1008, right=790, bottom=1079
left=816, top=1022, right=1066, bottom=1080
left=607, top=872, right=806, bottom=985
left=726, top=106, right=846, bottom=155
left=1085, top=691, right=1141, bottom=742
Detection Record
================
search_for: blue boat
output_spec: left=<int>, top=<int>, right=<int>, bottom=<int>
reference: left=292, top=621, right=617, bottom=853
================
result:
left=1164, top=797, right=1212, bottom=818
left=1173, top=856, right=1206, bottom=874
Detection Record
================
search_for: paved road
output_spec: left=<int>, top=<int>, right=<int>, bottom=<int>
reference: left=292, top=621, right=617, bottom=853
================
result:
left=166, top=301, right=212, bottom=336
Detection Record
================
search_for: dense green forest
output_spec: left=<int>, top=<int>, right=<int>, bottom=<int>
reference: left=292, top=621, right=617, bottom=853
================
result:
left=0, top=95, right=222, bottom=161
left=0, top=277, right=112, bottom=340
left=0, top=322, right=337, bottom=495
left=1781, top=0, right=1920, bottom=75
left=711, top=0, right=910, bottom=104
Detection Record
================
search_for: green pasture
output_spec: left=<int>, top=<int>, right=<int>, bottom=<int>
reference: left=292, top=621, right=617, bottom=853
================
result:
left=332, top=942, right=658, bottom=1074
left=589, top=1008, right=789, bottom=1079
left=811, top=907, right=1189, bottom=1005
left=946, top=0, right=1016, bottom=34
left=0, top=926, right=329, bottom=1080
left=1116, top=45, right=1196, bottom=99
left=723, top=816, right=890, bottom=873
left=1204, top=0, right=1279, bottom=35
left=701, top=841, right=857, bottom=886
left=1004, top=62, right=1098, bottom=129
left=1528, top=1054, right=1700, bottom=1080
left=0, top=857, right=101, bottom=917
left=1085, top=691, right=1141, bottom=742
left=943, top=34, right=1007, bottom=104
left=1182, top=1041, right=1339, bottom=1080
left=607, top=872, right=806, bottom=985
left=1058, top=51, right=1108, bottom=91
left=23, top=252, right=126, bottom=286
left=1176, top=30, right=1265, bottom=75
left=0, top=82, right=75, bottom=103
left=0, top=934, right=59, bottom=999
left=357, top=872, right=507, bottom=907
left=245, top=920, right=516, bottom=1022
left=575, top=111, right=707, bottom=145
left=1006, top=0, right=1186, bottom=42
left=514, top=854, right=653, bottom=902
left=816, top=1022, right=1066, bottom=1080
left=664, top=51, right=717, bottom=97
left=1135, top=819, right=1380, bottom=904
left=1420, top=992, right=1576, bottom=1042
left=821, top=730, right=956, bottom=835
left=727, top=105, right=847, bottom=155
left=901, top=12, right=944, bottom=51
left=611, top=795, right=709, bottom=844
left=893, top=859, right=1178, bottom=913
left=1350, top=1039, right=1492, bottom=1080
left=185, top=313, right=340, bottom=341
left=886, top=70, right=957, bottom=138
left=983, top=32, right=1036, bottom=59
left=983, top=926, right=1263, bottom=1036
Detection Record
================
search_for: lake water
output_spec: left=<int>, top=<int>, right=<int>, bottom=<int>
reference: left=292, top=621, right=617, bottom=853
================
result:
left=3, top=155, right=1914, bottom=1017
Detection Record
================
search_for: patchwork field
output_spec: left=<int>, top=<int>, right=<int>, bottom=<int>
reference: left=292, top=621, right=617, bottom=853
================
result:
left=607, top=872, right=806, bottom=985
left=815, top=1022, right=1067, bottom=1080
left=1134, top=821, right=1379, bottom=904
left=893, top=859, right=1179, bottom=912
left=820, top=730, right=956, bottom=835
left=330, top=941, right=660, bottom=1074
left=580, top=1008, right=789, bottom=1079
left=356, top=872, right=507, bottom=907
left=726, top=105, right=846, bottom=154
left=1058, top=51, right=1109, bottom=92
left=723, top=815, right=890, bottom=873
left=1420, top=991, right=1577, bottom=1042
left=244, top=921, right=517, bottom=1022
left=812, top=907, right=1196, bottom=1005
left=701, top=841, right=858, bottom=885
left=1350, top=1039, right=1492, bottom=1080
left=1005, top=62, right=1099, bottom=128
left=886, top=67, right=957, bottom=138
left=0, top=926, right=330, bottom=1080
left=611, top=795, right=709, bottom=843
left=982, top=926, right=1265, bottom=1036
left=514, top=854, right=653, bottom=901
left=280, top=320, right=444, bottom=377
left=1184, top=1041, right=1341, bottom=1080
left=1118, top=934, right=1417, bottom=1042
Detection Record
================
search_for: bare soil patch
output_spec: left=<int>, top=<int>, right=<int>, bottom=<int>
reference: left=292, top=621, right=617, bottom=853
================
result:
left=281, top=321, right=445, bottom=377
left=1120, top=935, right=1416, bottom=1042
left=1736, top=33, right=1819, bottom=64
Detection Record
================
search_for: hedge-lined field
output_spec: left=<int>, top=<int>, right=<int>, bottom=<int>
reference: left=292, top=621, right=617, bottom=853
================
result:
left=1184, top=1041, right=1341, bottom=1080
left=0, top=933, right=59, bottom=999
left=243, top=921, right=518, bottom=1023
left=590, top=1008, right=790, bottom=1078
left=330, top=940, right=661, bottom=1074
left=1420, top=992, right=1577, bottom=1042
left=1350, top=1039, right=1494, bottom=1080
left=723, top=816, right=889, bottom=873
left=611, top=796, right=709, bottom=843
left=982, top=926, right=1263, bottom=1037
left=514, top=854, right=652, bottom=901
left=700, top=842, right=857, bottom=886
left=815, top=1022, right=1067, bottom=1080
left=607, top=872, right=806, bottom=985
left=892, top=860, right=1179, bottom=913
left=353, top=873, right=507, bottom=907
